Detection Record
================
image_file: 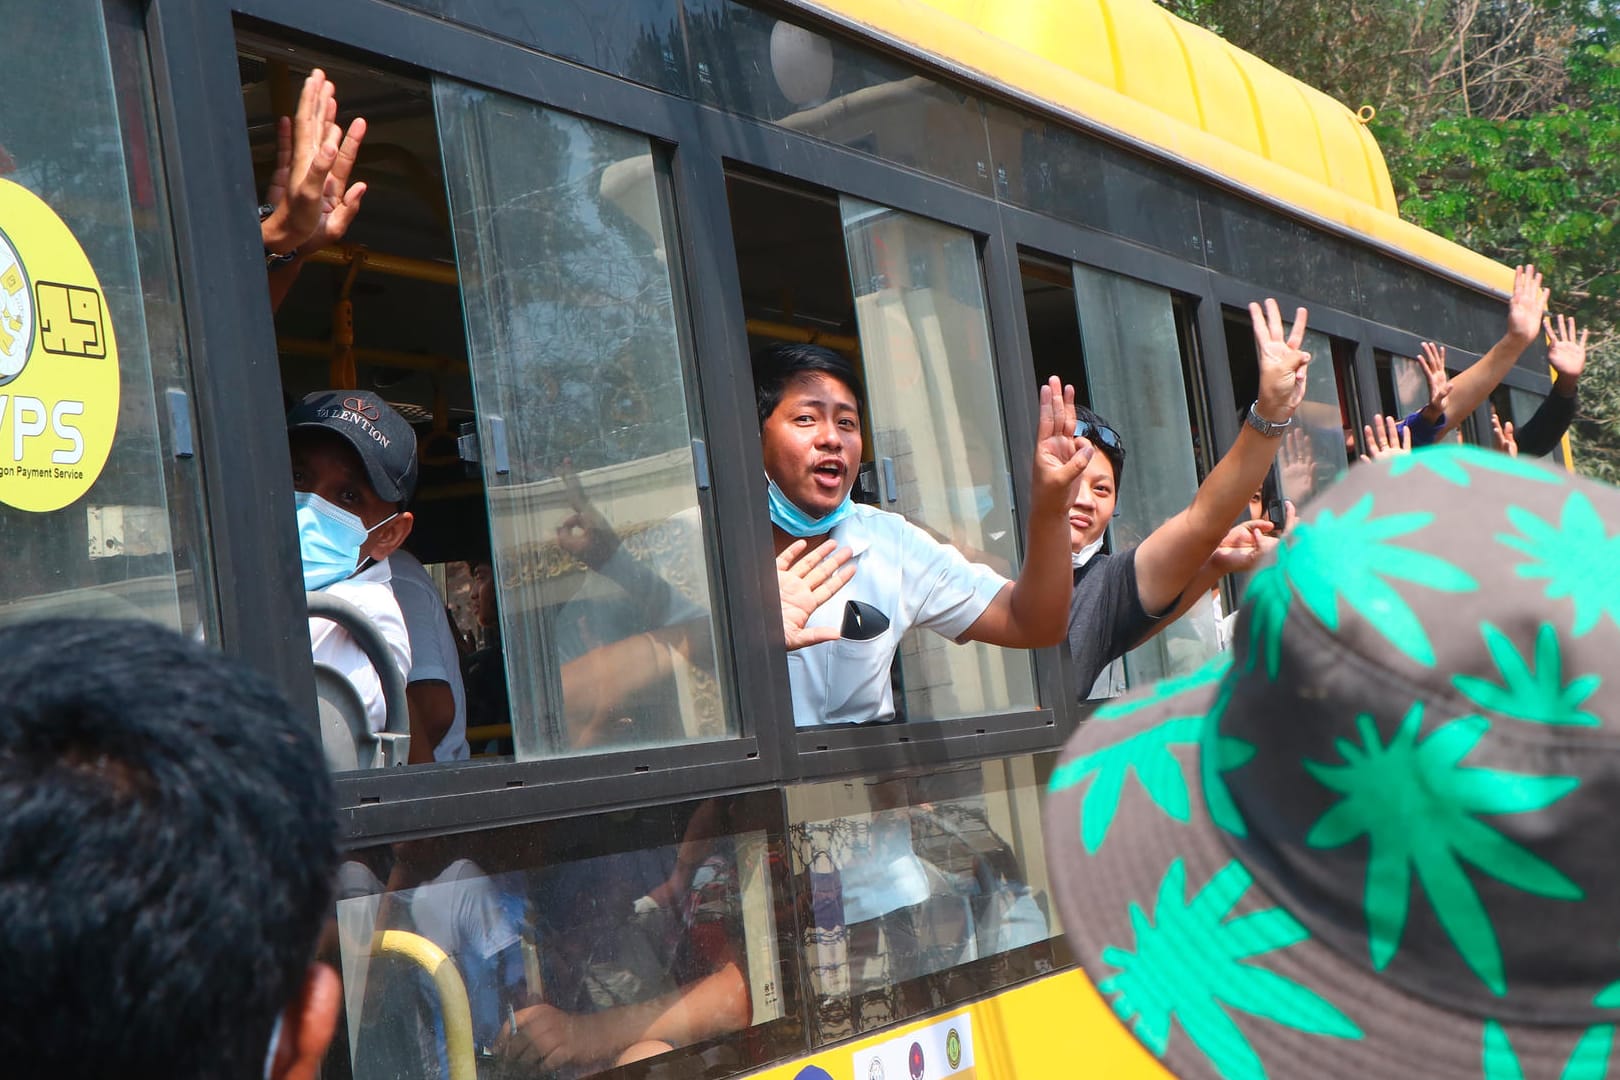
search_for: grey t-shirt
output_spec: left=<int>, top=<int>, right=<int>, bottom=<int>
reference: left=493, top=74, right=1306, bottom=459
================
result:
left=1067, top=547, right=1158, bottom=698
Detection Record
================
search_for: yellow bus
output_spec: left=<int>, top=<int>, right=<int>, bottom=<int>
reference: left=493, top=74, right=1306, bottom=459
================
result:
left=0, top=0, right=1546, bottom=1077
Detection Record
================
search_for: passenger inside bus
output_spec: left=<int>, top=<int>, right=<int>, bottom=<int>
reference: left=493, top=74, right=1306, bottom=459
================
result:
left=289, top=389, right=416, bottom=741
left=756, top=342, right=1089, bottom=726
left=1063, top=298, right=1310, bottom=695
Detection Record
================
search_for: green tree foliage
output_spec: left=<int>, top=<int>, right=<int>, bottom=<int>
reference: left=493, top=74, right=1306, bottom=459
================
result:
left=1158, top=0, right=1620, bottom=481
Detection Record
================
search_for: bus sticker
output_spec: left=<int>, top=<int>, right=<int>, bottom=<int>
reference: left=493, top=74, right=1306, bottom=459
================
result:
left=0, top=178, right=118, bottom=513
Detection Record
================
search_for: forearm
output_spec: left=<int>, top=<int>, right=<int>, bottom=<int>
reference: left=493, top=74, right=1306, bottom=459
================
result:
left=1437, top=331, right=1533, bottom=437
left=405, top=680, right=456, bottom=764
left=596, top=963, right=750, bottom=1055
left=1000, top=500, right=1075, bottom=646
left=1512, top=388, right=1576, bottom=458
left=1133, top=427, right=1275, bottom=614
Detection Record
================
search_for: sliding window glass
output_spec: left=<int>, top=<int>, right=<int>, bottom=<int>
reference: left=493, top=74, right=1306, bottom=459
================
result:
left=437, top=83, right=731, bottom=759
left=1072, top=265, right=1217, bottom=690
left=839, top=198, right=1035, bottom=722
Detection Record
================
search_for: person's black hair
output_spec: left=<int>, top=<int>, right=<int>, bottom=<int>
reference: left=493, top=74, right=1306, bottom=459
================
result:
left=1076, top=403, right=1126, bottom=492
left=752, top=342, right=866, bottom=429
left=0, top=618, right=338, bottom=1080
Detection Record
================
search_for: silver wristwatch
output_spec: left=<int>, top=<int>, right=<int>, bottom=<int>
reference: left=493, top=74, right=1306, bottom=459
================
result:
left=1245, top=401, right=1292, bottom=438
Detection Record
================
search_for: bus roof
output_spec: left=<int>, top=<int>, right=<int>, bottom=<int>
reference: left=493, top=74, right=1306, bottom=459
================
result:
left=797, top=0, right=1514, bottom=294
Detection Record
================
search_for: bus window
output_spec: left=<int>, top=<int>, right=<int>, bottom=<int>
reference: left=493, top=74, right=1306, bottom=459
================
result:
left=0, top=4, right=201, bottom=632
left=1223, top=312, right=1349, bottom=506
left=1333, top=339, right=1366, bottom=463
left=725, top=172, right=1035, bottom=726
left=1018, top=256, right=1089, bottom=407
left=435, top=81, right=733, bottom=761
left=240, top=39, right=493, bottom=767
left=785, top=753, right=1061, bottom=1046
left=1073, top=266, right=1218, bottom=690
left=330, top=790, right=799, bottom=1079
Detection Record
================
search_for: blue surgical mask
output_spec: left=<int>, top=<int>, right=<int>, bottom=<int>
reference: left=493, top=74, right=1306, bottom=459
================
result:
left=294, top=491, right=396, bottom=591
left=949, top=484, right=996, bottom=522
left=767, top=475, right=854, bottom=538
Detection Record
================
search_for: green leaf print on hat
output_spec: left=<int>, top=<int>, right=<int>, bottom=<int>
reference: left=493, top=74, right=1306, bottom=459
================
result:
left=1482, top=1020, right=1614, bottom=1080
left=1388, top=443, right=1564, bottom=487
left=1498, top=490, right=1620, bottom=638
left=1242, top=493, right=1477, bottom=677
left=1093, top=653, right=1232, bottom=722
left=1306, top=705, right=1583, bottom=995
left=1099, top=858, right=1362, bottom=1080
left=1053, top=654, right=1245, bottom=853
left=1285, top=493, right=1478, bottom=668
left=1452, top=623, right=1601, bottom=727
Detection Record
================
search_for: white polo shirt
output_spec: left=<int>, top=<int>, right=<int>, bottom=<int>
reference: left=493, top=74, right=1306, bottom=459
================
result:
left=310, top=558, right=412, bottom=735
left=787, top=504, right=1009, bottom=726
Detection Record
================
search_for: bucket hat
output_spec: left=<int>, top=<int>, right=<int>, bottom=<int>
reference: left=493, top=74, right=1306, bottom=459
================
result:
left=1045, top=445, right=1620, bottom=1079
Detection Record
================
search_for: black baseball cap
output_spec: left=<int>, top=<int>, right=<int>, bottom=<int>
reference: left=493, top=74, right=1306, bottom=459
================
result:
left=286, top=390, right=419, bottom=505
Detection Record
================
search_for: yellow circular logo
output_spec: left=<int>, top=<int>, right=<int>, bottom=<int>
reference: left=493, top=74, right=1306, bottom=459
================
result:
left=0, top=178, right=119, bottom=513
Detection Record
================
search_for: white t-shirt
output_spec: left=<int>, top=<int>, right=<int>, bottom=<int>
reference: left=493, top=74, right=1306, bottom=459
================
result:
left=388, top=550, right=470, bottom=761
left=786, top=504, right=1009, bottom=726
left=309, top=559, right=412, bottom=735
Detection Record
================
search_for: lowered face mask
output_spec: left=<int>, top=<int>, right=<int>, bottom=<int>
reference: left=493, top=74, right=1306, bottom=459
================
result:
left=767, top=475, right=854, bottom=538
left=295, top=491, right=396, bottom=591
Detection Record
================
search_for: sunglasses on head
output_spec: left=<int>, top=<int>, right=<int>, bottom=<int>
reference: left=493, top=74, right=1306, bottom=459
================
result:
left=1075, top=418, right=1124, bottom=454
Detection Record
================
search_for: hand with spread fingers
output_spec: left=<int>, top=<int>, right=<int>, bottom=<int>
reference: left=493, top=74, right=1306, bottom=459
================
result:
left=1504, top=264, right=1550, bottom=346
left=1278, top=427, right=1317, bottom=502
left=777, top=538, right=855, bottom=650
left=262, top=68, right=367, bottom=256
left=1360, top=414, right=1412, bottom=463
left=1492, top=410, right=1519, bottom=458
left=1546, top=313, right=1589, bottom=397
left=1417, top=342, right=1452, bottom=422
left=1248, top=298, right=1311, bottom=425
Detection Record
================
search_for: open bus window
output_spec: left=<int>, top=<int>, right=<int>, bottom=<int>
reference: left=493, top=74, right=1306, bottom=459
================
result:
left=725, top=170, right=1036, bottom=728
left=784, top=753, right=1063, bottom=1046
left=327, top=791, right=799, bottom=1079
left=239, top=36, right=495, bottom=768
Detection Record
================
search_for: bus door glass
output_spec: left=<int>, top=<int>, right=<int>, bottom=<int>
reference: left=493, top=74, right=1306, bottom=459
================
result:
left=0, top=0, right=209, bottom=633
left=435, top=81, right=733, bottom=760
left=1070, top=264, right=1219, bottom=691
left=838, top=198, right=1035, bottom=722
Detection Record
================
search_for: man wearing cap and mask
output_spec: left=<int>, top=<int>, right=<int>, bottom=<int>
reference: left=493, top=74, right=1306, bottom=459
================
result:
left=1045, top=443, right=1620, bottom=1079
left=287, top=389, right=416, bottom=738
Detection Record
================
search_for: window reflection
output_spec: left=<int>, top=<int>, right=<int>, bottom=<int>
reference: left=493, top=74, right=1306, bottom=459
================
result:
left=331, top=795, right=791, bottom=1079
left=786, top=755, right=1060, bottom=1046
left=435, top=82, right=731, bottom=759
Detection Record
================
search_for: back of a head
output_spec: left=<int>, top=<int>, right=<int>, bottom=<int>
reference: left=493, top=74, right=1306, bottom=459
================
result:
left=0, top=619, right=338, bottom=1080
left=752, top=342, right=865, bottom=429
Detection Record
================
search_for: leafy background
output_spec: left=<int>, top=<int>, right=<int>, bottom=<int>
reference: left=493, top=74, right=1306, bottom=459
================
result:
left=1157, top=0, right=1620, bottom=481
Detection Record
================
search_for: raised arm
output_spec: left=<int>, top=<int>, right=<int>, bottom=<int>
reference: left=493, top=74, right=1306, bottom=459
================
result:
left=1434, top=264, right=1548, bottom=439
left=961, top=377, right=1091, bottom=648
left=1128, top=299, right=1310, bottom=616
left=1512, top=314, right=1585, bottom=457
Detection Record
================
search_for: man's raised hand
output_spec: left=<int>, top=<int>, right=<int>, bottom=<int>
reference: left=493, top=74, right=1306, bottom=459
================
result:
left=1546, top=313, right=1589, bottom=387
left=1418, top=342, right=1452, bottom=420
left=1031, top=375, right=1091, bottom=511
left=1505, top=264, right=1549, bottom=345
left=1248, top=298, right=1310, bottom=422
left=1359, top=414, right=1412, bottom=464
